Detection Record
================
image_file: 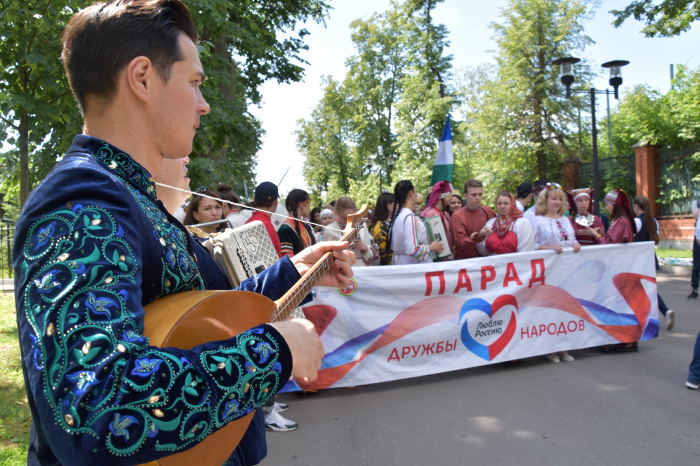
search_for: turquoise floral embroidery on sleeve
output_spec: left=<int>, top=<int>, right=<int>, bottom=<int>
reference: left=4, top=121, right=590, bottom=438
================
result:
left=18, top=196, right=286, bottom=460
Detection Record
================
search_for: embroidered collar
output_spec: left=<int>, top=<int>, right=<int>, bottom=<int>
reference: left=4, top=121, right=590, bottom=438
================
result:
left=69, top=135, right=157, bottom=198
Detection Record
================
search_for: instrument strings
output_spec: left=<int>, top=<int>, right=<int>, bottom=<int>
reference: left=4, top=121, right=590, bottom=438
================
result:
left=155, top=182, right=344, bottom=234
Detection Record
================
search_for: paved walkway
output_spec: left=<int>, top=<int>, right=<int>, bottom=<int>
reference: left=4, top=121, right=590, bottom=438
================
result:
left=267, top=274, right=700, bottom=465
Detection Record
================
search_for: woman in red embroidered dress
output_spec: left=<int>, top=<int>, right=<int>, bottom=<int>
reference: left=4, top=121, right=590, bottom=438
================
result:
left=568, top=188, right=605, bottom=246
left=477, top=191, right=534, bottom=256
left=584, top=189, right=639, bottom=352
left=584, top=189, right=636, bottom=246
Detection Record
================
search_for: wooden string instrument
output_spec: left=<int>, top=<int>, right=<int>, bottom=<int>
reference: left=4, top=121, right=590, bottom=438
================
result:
left=140, top=206, right=368, bottom=466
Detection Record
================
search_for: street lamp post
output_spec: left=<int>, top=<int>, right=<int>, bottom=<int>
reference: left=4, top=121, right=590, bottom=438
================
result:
left=387, top=157, right=395, bottom=185
left=553, top=57, right=629, bottom=216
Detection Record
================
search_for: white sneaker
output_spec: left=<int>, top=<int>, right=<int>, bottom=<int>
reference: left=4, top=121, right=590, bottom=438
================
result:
left=665, top=310, right=675, bottom=331
left=559, top=352, right=575, bottom=362
left=545, top=353, right=560, bottom=363
left=273, top=401, right=289, bottom=413
left=265, top=408, right=298, bottom=432
left=686, top=381, right=699, bottom=390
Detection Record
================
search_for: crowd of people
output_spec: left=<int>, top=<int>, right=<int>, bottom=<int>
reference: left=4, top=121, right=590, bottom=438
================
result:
left=180, top=174, right=678, bottom=366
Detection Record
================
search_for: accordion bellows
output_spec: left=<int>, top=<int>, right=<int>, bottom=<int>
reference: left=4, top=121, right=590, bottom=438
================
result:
left=204, top=221, right=305, bottom=319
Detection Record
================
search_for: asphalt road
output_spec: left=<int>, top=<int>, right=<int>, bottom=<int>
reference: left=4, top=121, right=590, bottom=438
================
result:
left=266, top=274, right=700, bottom=465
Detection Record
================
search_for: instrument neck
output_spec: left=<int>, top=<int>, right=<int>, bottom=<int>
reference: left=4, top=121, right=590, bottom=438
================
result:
left=272, top=227, right=360, bottom=321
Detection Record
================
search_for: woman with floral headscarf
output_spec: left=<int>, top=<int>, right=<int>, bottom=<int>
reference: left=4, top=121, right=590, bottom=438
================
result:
left=422, top=181, right=454, bottom=255
left=477, top=191, right=535, bottom=255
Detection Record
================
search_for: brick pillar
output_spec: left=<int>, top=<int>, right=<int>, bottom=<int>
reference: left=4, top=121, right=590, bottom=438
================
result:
left=633, top=143, right=660, bottom=216
left=560, top=156, right=582, bottom=192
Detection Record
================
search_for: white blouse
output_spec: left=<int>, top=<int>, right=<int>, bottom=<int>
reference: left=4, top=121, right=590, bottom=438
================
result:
left=533, top=215, right=577, bottom=249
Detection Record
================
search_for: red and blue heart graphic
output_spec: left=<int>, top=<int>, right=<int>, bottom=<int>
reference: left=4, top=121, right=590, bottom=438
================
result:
left=460, top=295, right=518, bottom=361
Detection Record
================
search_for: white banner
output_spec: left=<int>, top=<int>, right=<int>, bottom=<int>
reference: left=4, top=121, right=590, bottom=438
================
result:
left=282, top=242, right=659, bottom=392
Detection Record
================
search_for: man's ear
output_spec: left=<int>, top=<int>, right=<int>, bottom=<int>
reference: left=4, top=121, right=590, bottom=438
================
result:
left=125, top=56, right=155, bottom=102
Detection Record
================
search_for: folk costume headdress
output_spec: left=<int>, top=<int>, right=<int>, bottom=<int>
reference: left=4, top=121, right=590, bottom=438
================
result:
left=423, top=181, right=453, bottom=213
left=570, top=187, right=593, bottom=213
left=604, top=188, right=637, bottom=234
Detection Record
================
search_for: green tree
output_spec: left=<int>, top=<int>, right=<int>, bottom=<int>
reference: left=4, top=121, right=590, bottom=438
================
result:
left=0, top=0, right=330, bottom=210
left=187, top=0, right=331, bottom=194
left=343, top=6, right=412, bottom=190
left=0, top=0, right=83, bottom=209
left=297, top=77, right=357, bottom=197
left=456, top=0, right=594, bottom=184
left=297, top=0, right=456, bottom=205
left=394, top=0, right=455, bottom=164
left=611, top=0, right=699, bottom=37
left=598, top=66, right=700, bottom=153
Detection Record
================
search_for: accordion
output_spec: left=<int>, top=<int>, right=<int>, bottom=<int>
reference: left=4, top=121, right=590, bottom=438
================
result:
left=204, top=221, right=305, bottom=319
left=423, top=215, right=453, bottom=261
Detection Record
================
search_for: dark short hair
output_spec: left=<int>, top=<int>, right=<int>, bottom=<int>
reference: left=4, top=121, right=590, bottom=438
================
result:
left=464, top=179, right=483, bottom=193
left=516, top=182, right=532, bottom=198
left=62, top=0, right=198, bottom=114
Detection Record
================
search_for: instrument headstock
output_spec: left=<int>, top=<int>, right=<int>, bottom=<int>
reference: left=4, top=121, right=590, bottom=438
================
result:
left=344, top=204, right=369, bottom=237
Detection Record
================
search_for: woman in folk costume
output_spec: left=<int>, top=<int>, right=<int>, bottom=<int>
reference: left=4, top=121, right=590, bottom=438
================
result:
left=477, top=191, right=535, bottom=256
left=532, top=183, right=580, bottom=364
left=277, top=189, right=316, bottom=257
left=533, top=183, right=582, bottom=255
left=584, top=189, right=636, bottom=245
left=389, top=180, right=443, bottom=265
left=422, top=181, right=454, bottom=256
left=584, top=189, right=638, bottom=352
left=568, top=188, right=605, bottom=246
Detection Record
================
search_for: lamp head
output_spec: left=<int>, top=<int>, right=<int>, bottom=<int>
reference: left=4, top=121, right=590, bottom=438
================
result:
left=602, top=60, right=629, bottom=99
left=553, top=56, right=580, bottom=98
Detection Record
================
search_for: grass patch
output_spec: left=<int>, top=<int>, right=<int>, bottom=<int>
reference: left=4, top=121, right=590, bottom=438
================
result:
left=0, top=293, right=30, bottom=465
left=656, top=248, right=693, bottom=259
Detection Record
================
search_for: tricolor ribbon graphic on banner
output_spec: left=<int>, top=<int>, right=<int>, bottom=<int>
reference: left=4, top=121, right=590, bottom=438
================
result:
left=282, top=265, right=658, bottom=392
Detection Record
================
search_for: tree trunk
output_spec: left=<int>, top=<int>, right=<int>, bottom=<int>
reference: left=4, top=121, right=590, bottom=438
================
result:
left=19, top=110, right=29, bottom=209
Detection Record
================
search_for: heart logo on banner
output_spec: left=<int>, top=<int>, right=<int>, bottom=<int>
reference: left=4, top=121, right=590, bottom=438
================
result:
left=459, top=295, right=518, bottom=361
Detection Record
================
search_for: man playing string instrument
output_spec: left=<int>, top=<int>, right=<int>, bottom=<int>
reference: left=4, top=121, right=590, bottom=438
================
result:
left=13, top=1, right=355, bottom=464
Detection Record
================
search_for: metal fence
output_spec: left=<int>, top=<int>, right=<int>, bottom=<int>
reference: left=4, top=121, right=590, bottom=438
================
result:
left=658, top=144, right=700, bottom=217
left=0, top=220, right=14, bottom=293
left=580, top=153, right=636, bottom=195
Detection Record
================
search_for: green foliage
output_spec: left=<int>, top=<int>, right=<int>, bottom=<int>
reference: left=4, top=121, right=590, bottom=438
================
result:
left=0, top=0, right=331, bottom=207
left=456, top=0, right=594, bottom=183
left=187, top=0, right=331, bottom=194
left=611, top=0, right=700, bottom=37
left=297, top=0, right=457, bottom=206
left=598, top=66, right=700, bottom=152
left=0, top=293, right=30, bottom=465
left=0, top=0, right=85, bottom=207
